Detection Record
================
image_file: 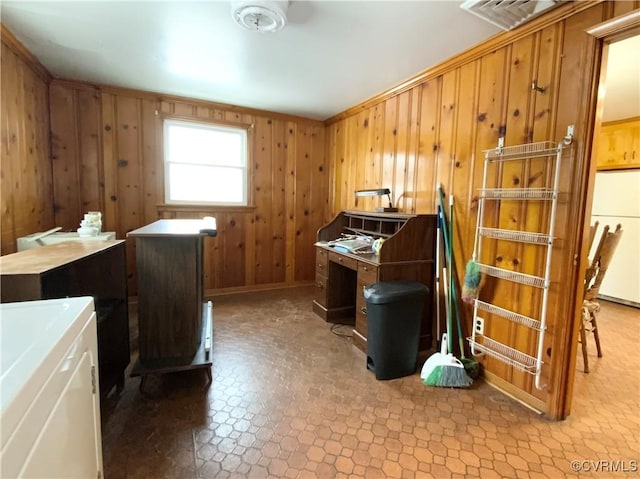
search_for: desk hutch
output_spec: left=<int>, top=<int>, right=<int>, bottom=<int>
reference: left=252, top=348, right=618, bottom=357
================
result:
left=313, top=211, right=436, bottom=352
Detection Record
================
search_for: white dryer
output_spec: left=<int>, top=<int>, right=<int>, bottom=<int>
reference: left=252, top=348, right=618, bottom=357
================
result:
left=0, top=296, right=103, bottom=478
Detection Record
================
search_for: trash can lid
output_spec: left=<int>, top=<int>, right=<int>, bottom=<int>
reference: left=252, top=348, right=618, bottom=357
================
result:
left=364, top=281, right=428, bottom=304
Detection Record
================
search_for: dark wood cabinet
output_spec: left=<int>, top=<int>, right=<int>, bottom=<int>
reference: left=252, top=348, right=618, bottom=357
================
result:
left=0, top=241, right=130, bottom=398
left=128, top=219, right=216, bottom=382
left=314, top=211, right=436, bottom=352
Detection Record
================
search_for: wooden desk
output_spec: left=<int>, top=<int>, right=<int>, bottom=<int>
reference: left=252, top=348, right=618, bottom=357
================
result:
left=313, top=211, right=436, bottom=352
left=0, top=240, right=130, bottom=398
left=127, top=219, right=217, bottom=383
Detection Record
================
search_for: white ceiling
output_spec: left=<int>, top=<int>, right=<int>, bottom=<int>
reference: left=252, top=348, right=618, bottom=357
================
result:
left=1, top=1, right=502, bottom=120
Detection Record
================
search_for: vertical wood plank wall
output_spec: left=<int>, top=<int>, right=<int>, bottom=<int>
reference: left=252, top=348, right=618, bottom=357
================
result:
left=324, top=2, right=638, bottom=416
left=2, top=1, right=638, bottom=419
left=0, top=32, right=53, bottom=254
left=48, top=82, right=327, bottom=294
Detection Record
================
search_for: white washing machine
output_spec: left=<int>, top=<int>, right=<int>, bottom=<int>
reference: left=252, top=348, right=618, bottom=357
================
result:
left=0, top=297, right=103, bottom=478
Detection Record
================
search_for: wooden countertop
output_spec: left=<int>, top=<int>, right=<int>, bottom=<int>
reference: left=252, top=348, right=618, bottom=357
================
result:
left=127, top=218, right=217, bottom=238
left=315, top=241, right=431, bottom=267
left=0, top=240, right=125, bottom=275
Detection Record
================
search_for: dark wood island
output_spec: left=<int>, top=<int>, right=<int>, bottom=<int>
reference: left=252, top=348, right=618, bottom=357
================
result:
left=127, top=218, right=217, bottom=386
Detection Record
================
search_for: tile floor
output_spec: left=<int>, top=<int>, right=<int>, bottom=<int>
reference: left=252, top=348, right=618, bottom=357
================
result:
left=101, top=287, right=639, bottom=479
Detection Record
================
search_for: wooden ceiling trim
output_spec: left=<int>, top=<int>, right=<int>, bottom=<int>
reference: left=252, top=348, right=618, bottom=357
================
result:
left=1, top=23, right=51, bottom=83
left=50, top=78, right=324, bottom=126
left=325, top=1, right=603, bottom=125
left=586, top=7, right=640, bottom=40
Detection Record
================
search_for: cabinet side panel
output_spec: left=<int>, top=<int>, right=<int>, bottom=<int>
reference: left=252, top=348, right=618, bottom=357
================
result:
left=136, top=237, right=201, bottom=361
left=0, top=275, right=43, bottom=302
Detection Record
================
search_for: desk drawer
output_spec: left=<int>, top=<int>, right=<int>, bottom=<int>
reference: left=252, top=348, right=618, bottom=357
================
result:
left=355, top=263, right=377, bottom=344
left=355, top=294, right=368, bottom=337
left=315, top=272, right=328, bottom=307
left=358, top=262, right=378, bottom=285
left=316, top=248, right=328, bottom=274
left=328, top=251, right=358, bottom=270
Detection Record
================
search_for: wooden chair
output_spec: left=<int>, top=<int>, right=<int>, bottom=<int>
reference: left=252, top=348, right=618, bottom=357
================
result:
left=580, top=223, right=623, bottom=373
left=587, top=220, right=599, bottom=254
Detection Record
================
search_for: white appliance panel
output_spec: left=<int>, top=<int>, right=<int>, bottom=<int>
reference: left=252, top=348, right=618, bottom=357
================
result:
left=588, top=217, right=640, bottom=305
left=0, top=297, right=103, bottom=479
left=591, top=170, right=640, bottom=217
left=20, top=351, right=101, bottom=478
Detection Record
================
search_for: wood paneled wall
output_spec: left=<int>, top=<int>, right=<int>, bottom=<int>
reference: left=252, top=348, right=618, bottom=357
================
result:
left=325, top=1, right=639, bottom=418
left=49, top=82, right=327, bottom=294
left=0, top=27, right=53, bottom=254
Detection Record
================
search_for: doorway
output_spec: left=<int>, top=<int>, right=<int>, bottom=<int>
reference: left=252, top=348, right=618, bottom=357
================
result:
left=570, top=22, right=640, bottom=413
left=587, top=34, right=640, bottom=308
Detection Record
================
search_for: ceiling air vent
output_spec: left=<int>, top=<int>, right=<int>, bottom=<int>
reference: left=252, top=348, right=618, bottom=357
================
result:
left=460, top=0, right=562, bottom=31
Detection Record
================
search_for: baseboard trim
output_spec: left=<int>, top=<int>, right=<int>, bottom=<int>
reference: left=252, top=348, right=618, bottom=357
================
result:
left=482, top=370, right=546, bottom=415
left=597, top=295, right=640, bottom=309
left=204, top=281, right=313, bottom=299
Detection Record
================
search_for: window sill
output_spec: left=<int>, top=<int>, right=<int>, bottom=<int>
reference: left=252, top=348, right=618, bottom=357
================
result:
left=158, top=204, right=257, bottom=214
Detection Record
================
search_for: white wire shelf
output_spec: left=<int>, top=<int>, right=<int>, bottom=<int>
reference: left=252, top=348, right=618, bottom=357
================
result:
left=474, top=300, right=542, bottom=330
left=477, top=263, right=546, bottom=288
left=467, top=336, right=538, bottom=373
left=478, top=227, right=551, bottom=245
left=484, top=141, right=560, bottom=161
left=480, top=187, right=555, bottom=200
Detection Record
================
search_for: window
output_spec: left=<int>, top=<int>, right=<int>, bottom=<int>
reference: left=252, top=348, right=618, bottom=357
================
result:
left=164, top=119, right=249, bottom=205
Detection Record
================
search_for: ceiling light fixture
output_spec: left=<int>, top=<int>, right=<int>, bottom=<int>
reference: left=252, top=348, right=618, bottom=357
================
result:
left=231, top=0, right=289, bottom=33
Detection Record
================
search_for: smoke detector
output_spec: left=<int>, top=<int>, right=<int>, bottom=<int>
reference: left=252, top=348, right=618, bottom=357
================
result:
left=232, top=1, right=289, bottom=33
left=460, top=0, right=562, bottom=31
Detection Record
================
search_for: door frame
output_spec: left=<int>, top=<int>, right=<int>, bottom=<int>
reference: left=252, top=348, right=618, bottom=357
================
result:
left=561, top=9, right=640, bottom=419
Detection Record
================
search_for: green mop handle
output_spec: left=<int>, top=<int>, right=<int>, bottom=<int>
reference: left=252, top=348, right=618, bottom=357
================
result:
left=449, top=194, right=468, bottom=359
left=437, top=185, right=453, bottom=355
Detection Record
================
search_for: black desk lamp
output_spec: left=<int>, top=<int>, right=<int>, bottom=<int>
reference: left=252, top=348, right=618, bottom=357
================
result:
left=355, top=188, right=398, bottom=213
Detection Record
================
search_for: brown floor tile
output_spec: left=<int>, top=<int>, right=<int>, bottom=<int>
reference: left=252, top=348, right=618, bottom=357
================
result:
left=102, top=289, right=639, bottom=478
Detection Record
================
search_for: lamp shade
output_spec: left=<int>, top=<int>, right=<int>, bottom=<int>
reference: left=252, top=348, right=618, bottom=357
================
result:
left=354, top=188, right=397, bottom=212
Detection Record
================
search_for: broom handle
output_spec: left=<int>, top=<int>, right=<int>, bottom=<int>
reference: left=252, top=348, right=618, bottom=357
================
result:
left=438, top=186, right=453, bottom=355
left=435, top=205, right=441, bottom=347
left=450, top=194, right=468, bottom=360
left=442, top=267, right=452, bottom=354
left=438, top=186, right=466, bottom=358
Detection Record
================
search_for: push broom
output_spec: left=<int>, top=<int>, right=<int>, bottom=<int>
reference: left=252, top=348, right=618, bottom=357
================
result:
left=446, top=192, right=480, bottom=379
left=422, top=187, right=472, bottom=388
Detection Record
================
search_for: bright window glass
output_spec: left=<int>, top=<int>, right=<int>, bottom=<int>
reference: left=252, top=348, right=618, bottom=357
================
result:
left=164, top=119, right=248, bottom=205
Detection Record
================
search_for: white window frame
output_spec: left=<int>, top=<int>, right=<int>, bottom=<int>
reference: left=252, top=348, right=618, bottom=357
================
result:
left=163, top=118, right=249, bottom=206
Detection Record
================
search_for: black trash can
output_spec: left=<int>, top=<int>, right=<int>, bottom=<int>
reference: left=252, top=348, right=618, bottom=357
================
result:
left=364, top=281, right=428, bottom=380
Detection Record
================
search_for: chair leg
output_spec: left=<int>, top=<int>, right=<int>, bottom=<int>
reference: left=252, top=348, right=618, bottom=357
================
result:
left=579, top=313, right=589, bottom=373
left=591, top=312, right=603, bottom=358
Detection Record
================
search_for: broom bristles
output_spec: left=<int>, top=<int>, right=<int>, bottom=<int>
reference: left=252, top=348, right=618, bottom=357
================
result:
left=424, top=364, right=473, bottom=388
left=436, top=365, right=473, bottom=388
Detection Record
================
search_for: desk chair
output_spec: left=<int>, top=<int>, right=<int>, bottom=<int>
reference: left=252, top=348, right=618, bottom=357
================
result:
left=580, top=223, right=623, bottom=373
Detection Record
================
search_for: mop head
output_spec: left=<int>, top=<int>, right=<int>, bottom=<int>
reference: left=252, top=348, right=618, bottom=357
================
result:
left=462, top=260, right=482, bottom=304
left=423, top=354, right=473, bottom=388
